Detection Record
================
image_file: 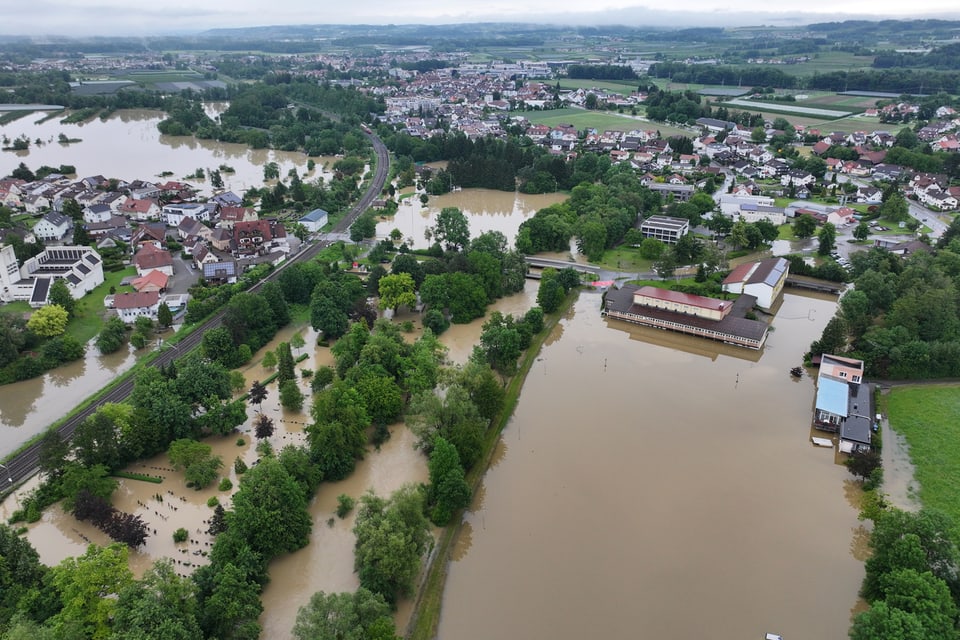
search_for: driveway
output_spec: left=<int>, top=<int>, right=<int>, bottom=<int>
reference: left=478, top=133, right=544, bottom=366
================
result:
left=168, top=252, right=200, bottom=294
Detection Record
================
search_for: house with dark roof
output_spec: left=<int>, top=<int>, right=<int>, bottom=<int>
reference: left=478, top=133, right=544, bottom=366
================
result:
left=0, top=245, right=104, bottom=306
left=202, top=260, right=239, bottom=285
left=722, top=257, right=789, bottom=311
left=34, top=211, right=72, bottom=243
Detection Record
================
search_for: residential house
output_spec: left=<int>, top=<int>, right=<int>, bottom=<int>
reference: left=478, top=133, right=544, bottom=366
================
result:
left=178, top=218, right=213, bottom=243
left=133, top=244, right=174, bottom=277
left=131, top=269, right=169, bottom=293
left=83, top=204, right=113, bottom=224
left=218, top=206, right=257, bottom=229
left=646, top=183, right=693, bottom=203
left=721, top=257, right=789, bottom=311
left=85, top=215, right=130, bottom=241
left=781, top=169, right=815, bottom=188
left=130, top=223, right=168, bottom=250
left=232, top=219, right=288, bottom=257
left=34, top=211, right=72, bottom=243
left=120, top=197, right=161, bottom=221
left=193, top=244, right=221, bottom=270
left=161, top=203, right=210, bottom=227
left=202, top=260, right=239, bottom=285
left=113, top=290, right=160, bottom=323
left=813, top=354, right=873, bottom=452
left=856, top=186, right=883, bottom=204
left=827, top=207, right=857, bottom=226
left=23, top=193, right=51, bottom=214
left=209, top=227, right=233, bottom=252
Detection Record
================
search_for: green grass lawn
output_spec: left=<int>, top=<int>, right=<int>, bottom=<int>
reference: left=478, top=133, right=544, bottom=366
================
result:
left=596, top=247, right=653, bottom=273
left=778, top=223, right=799, bottom=240
left=521, top=108, right=694, bottom=137
left=886, top=385, right=960, bottom=522
left=557, top=79, right=639, bottom=96
left=66, top=266, right=136, bottom=344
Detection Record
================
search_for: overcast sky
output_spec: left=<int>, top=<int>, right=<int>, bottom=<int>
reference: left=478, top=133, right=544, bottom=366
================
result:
left=2, top=0, right=959, bottom=36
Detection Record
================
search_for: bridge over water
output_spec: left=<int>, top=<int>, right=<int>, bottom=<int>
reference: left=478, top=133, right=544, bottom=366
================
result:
left=524, top=256, right=602, bottom=279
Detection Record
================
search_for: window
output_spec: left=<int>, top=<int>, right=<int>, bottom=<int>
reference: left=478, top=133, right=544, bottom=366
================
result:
left=852, top=375, right=861, bottom=383
left=839, top=371, right=847, bottom=378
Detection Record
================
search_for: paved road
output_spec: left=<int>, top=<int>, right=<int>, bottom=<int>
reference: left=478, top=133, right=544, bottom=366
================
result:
left=0, top=130, right=390, bottom=492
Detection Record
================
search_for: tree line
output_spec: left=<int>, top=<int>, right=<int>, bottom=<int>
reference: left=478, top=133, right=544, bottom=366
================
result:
left=808, top=233, right=960, bottom=379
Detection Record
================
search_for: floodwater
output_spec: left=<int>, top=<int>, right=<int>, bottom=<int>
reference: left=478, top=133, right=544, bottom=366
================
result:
left=0, top=340, right=136, bottom=457
left=376, top=189, right=567, bottom=250
left=437, top=290, right=867, bottom=640
left=0, top=108, right=338, bottom=196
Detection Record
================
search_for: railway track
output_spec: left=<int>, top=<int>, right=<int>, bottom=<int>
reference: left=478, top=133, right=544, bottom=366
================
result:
left=1, top=130, right=390, bottom=492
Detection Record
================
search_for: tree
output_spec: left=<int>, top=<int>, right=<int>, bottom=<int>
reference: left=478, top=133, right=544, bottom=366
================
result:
left=881, top=192, right=911, bottom=223
left=199, top=562, right=263, bottom=640
left=850, top=601, right=926, bottom=640
left=50, top=543, right=133, bottom=640
left=37, top=429, right=69, bottom=480
left=378, top=272, right=417, bottom=313
left=653, top=247, right=678, bottom=280
left=792, top=214, right=817, bottom=239
left=168, top=439, right=222, bottom=490
left=48, top=279, right=75, bottom=318
left=290, top=331, right=306, bottom=354
left=353, top=486, right=432, bottom=606
left=248, top=380, right=267, bottom=409
left=279, top=379, right=304, bottom=411
left=26, top=305, right=68, bottom=337
left=846, top=448, right=882, bottom=480
left=276, top=342, right=295, bottom=386
left=476, top=311, right=522, bottom=378
left=229, top=457, right=312, bottom=558
left=96, top=316, right=127, bottom=354
left=536, top=274, right=565, bottom=313
left=157, top=302, right=173, bottom=329
left=112, top=559, right=203, bottom=640
left=817, top=222, right=837, bottom=256
left=427, top=436, right=471, bottom=526
left=261, top=350, right=277, bottom=370
left=853, top=221, right=871, bottom=242
left=434, top=207, right=470, bottom=251
left=292, top=588, right=398, bottom=640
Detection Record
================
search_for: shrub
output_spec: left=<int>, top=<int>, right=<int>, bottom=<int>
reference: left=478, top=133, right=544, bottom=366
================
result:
left=234, top=457, right=248, bottom=474
left=218, top=477, right=233, bottom=491
left=173, top=528, right=189, bottom=543
left=207, top=496, right=219, bottom=508
left=336, top=494, right=355, bottom=518
left=236, top=437, right=246, bottom=446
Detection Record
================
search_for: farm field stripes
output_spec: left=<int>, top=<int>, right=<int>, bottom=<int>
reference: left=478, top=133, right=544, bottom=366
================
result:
left=721, top=98, right=856, bottom=118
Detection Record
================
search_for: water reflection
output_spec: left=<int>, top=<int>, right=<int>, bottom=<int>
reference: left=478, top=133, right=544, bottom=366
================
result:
left=0, top=341, right=136, bottom=452
left=0, top=109, right=337, bottom=197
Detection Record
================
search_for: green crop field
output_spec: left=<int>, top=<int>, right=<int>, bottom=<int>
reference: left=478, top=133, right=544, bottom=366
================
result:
left=886, top=385, right=960, bottom=522
left=521, top=108, right=694, bottom=137
left=558, top=79, right=639, bottom=96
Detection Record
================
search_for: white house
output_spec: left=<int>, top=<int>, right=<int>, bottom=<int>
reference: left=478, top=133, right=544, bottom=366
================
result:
left=134, top=244, right=174, bottom=277
left=161, top=203, right=210, bottom=227
left=33, top=211, right=73, bottom=242
left=83, top=204, right=113, bottom=224
left=721, top=257, right=789, bottom=311
left=113, top=290, right=160, bottom=323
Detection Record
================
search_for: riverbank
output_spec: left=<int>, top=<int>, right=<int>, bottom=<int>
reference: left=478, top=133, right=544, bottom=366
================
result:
left=406, top=288, right=578, bottom=640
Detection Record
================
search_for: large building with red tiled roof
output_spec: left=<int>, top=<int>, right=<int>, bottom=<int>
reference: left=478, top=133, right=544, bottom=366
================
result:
left=603, top=284, right=769, bottom=350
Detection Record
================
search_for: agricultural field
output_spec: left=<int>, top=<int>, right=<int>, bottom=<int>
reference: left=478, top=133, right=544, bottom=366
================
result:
left=721, top=98, right=859, bottom=118
left=801, top=93, right=882, bottom=110
left=558, top=79, right=640, bottom=96
left=522, top=107, right=694, bottom=137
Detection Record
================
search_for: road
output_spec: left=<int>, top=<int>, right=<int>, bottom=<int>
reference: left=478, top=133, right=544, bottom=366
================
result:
left=0, top=130, right=390, bottom=492
left=832, top=173, right=947, bottom=238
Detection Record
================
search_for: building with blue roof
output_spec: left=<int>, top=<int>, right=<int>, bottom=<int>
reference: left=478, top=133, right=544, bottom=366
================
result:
left=721, top=257, right=789, bottom=311
left=300, top=208, right=329, bottom=233
left=813, top=354, right=874, bottom=452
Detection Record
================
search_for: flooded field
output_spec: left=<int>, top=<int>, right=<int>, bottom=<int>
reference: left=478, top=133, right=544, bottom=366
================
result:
left=376, top=189, right=567, bottom=250
left=438, top=290, right=867, bottom=640
left=0, top=341, right=137, bottom=457
left=0, top=108, right=337, bottom=196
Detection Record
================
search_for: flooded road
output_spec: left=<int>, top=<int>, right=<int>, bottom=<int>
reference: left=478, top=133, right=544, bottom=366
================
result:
left=0, top=341, right=136, bottom=457
left=0, top=108, right=336, bottom=196
left=438, top=290, right=865, bottom=640
left=377, top=189, right=567, bottom=250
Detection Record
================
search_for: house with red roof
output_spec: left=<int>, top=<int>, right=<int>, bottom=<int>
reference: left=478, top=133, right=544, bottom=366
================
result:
left=120, top=197, right=161, bottom=222
left=133, top=244, right=174, bottom=277
left=131, top=269, right=169, bottom=293
left=722, top=257, right=789, bottom=311
left=113, top=291, right=160, bottom=323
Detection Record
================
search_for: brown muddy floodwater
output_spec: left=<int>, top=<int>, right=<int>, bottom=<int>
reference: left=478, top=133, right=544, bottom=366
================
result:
left=0, top=341, right=136, bottom=457
left=376, top=189, right=567, bottom=250
left=438, top=290, right=867, bottom=640
left=0, top=108, right=337, bottom=196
